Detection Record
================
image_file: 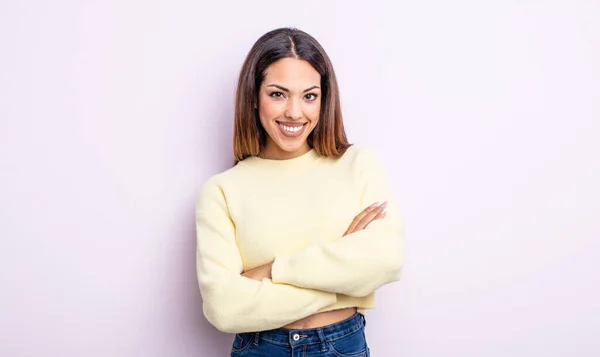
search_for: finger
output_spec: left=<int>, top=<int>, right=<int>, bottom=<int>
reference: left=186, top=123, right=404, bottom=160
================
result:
left=346, top=202, right=379, bottom=234
left=354, top=211, right=379, bottom=231
left=374, top=202, right=388, bottom=219
left=367, top=209, right=386, bottom=226
left=356, top=202, right=380, bottom=221
left=354, top=202, right=388, bottom=231
left=367, top=202, right=387, bottom=222
left=345, top=202, right=383, bottom=235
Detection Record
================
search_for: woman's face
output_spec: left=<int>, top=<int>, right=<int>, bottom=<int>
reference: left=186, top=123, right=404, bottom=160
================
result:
left=257, top=58, right=321, bottom=160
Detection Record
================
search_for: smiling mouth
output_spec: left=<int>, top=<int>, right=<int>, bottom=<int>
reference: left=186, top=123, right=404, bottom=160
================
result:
left=277, top=121, right=306, bottom=134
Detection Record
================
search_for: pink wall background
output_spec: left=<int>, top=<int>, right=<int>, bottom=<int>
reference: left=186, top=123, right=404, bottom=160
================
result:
left=1, top=1, right=599, bottom=356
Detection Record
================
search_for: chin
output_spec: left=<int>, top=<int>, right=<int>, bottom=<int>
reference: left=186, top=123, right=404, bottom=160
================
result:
left=263, top=122, right=316, bottom=158
left=274, top=141, right=307, bottom=153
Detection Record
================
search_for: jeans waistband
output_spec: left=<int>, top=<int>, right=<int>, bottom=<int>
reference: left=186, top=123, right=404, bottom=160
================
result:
left=255, top=312, right=365, bottom=347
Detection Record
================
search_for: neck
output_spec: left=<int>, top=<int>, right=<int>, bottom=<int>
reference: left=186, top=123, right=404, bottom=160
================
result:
left=259, top=142, right=311, bottom=160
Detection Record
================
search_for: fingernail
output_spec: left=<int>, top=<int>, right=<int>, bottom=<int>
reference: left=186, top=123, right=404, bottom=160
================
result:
left=380, top=201, right=388, bottom=207
left=381, top=207, right=387, bottom=214
left=369, top=202, right=379, bottom=208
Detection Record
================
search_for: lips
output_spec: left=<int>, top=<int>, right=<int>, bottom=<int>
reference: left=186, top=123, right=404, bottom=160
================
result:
left=276, top=121, right=307, bottom=137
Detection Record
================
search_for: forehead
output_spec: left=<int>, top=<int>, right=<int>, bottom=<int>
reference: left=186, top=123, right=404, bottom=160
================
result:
left=263, top=58, right=320, bottom=88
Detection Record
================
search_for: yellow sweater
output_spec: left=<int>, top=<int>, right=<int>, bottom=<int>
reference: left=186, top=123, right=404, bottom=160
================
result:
left=195, top=145, right=404, bottom=333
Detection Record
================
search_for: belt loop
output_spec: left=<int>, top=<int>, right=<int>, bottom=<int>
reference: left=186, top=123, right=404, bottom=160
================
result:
left=252, top=332, right=260, bottom=346
left=317, top=328, right=328, bottom=352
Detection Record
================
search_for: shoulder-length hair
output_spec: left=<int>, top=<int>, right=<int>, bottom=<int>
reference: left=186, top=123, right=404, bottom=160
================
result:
left=233, top=27, right=351, bottom=164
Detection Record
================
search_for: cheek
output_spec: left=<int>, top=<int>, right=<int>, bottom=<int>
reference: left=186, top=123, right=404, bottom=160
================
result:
left=258, top=101, right=283, bottom=122
left=306, top=103, right=321, bottom=122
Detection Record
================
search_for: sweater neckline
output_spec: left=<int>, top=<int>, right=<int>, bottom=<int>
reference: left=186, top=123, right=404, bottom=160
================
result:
left=241, top=149, right=321, bottom=169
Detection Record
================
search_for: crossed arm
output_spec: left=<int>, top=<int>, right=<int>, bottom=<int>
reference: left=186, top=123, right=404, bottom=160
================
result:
left=242, top=201, right=388, bottom=281
left=196, top=149, right=404, bottom=332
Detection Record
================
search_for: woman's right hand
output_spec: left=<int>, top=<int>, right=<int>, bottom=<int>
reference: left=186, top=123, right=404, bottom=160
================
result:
left=343, top=201, right=388, bottom=236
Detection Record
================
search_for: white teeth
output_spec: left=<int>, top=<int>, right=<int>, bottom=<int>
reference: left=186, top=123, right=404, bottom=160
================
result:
left=279, top=123, right=303, bottom=133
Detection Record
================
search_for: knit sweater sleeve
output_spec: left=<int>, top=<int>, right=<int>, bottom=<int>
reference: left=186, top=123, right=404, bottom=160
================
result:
left=195, top=177, right=337, bottom=333
left=271, top=148, right=405, bottom=297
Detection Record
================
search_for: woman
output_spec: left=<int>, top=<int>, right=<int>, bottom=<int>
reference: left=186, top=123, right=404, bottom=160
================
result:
left=195, top=27, right=404, bottom=356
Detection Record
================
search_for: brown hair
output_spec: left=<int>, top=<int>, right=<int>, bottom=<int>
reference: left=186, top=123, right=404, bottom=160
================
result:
left=233, top=27, right=351, bottom=164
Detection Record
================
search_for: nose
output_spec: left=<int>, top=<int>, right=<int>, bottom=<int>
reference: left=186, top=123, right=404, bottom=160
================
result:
left=284, top=98, right=303, bottom=120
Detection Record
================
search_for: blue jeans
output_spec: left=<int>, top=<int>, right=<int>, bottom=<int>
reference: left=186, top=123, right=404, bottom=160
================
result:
left=230, top=313, right=370, bottom=356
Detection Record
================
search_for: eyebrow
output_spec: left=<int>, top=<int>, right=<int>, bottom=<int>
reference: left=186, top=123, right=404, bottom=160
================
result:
left=266, top=84, right=320, bottom=93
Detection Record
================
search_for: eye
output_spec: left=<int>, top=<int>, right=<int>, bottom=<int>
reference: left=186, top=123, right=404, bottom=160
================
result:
left=269, top=91, right=285, bottom=98
left=304, top=93, right=318, bottom=101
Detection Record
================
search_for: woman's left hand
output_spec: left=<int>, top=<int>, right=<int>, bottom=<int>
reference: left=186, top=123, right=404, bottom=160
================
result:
left=241, top=262, right=273, bottom=281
